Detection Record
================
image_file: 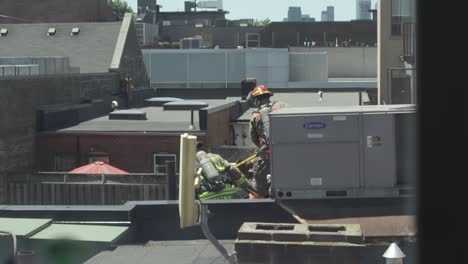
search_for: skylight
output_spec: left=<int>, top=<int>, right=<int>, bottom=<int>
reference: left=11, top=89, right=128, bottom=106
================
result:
left=71, top=27, right=80, bottom=35
left=47, top=28, right=56, bottom=36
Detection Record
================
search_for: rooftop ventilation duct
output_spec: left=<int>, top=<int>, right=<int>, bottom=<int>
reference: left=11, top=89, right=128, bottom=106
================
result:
left=71, top=27, right=80, bottom=35
left=0, top=28, right=8, bottom=36
left=47, top=28, right=56, bottom=36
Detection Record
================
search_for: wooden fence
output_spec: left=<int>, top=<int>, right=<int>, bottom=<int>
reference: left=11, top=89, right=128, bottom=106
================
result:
left=6, top=172, right=171, bottom=205
left=7, top=182, right=167, bottom=205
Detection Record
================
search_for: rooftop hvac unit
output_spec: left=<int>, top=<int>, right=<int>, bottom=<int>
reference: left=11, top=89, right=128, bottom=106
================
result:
left=180, top=38, right=202, bottom=49
left=269, top=105, right=416, bottom=199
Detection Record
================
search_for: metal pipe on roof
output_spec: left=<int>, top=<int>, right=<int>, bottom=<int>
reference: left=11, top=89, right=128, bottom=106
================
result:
left=0, top=230, right=17, bottom=257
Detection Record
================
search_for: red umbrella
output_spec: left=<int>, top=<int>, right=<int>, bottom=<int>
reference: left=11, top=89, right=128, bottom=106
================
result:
left=69, top=161, right=129, bottom=175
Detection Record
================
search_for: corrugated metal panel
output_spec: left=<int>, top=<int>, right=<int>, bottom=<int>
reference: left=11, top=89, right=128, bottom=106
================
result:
left=289, top=47, right=377, bottom=78
left=244, top=48, right=289, bottom=88
left=144, top=49, right=245, bottom=88
left=289, top=52, right=328, bottom=82
left=144, top=49, right=318, bottom=88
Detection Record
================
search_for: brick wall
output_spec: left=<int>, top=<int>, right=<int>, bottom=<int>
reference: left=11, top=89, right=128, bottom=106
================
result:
left=0, top=0, right=115, bottom=23
left=115, top=15, right=152, bottom=107
left=206, top=108, right=231, bottom=147
left=0, top=73, right=120, bottom=202
left=0, top=73, right=119, bottom=106
left=36, top=134, right=207, bottom=173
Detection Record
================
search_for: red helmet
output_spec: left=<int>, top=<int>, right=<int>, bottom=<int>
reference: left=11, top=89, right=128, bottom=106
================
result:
left=251, top=85, right=273, bottom=98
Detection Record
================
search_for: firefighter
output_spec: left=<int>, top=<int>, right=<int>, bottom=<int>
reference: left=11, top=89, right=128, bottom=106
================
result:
left=246, top=85, right=287, bottom=198
left=194, top=144, right=250, bottom=200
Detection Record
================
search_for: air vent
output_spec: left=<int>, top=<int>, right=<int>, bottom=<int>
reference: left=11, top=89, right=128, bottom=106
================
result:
left=47, top=28, right=56, bottom=36
left=0, top=28, right=8, bottom=36
left=71, top=27, right=80, bottom=35
left=108, top=110, right=147, bottom=120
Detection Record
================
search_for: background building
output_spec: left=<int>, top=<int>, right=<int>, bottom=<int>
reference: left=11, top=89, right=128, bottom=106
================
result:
left=0, top=0, right=115, bottom=23
left=260, top=20, right=377, bottom=48
left=356, top=0, right=372, bottom=20
left=327, top=6, right=335, bottom=21
left=377, top=0, right=416, bottom=104
left=321, top=11, right=328, bottom=22
left=301, top=15, right=315, bottom=22
left=0, top=13, right=151, bottom=203
left=287, top=7, right=302, bottom=22
left=137, top=0, right=159, bottom=24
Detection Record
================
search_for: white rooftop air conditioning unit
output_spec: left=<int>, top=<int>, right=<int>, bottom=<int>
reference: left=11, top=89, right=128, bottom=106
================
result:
left=270, top=105, right=417, bottom=199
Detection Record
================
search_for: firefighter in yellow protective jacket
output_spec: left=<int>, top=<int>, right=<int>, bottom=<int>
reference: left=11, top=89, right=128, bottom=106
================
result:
left=194, top=147, right=250, bottom=200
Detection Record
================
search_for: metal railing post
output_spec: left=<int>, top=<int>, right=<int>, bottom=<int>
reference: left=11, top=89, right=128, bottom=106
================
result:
left=165, top=160, right=176, bottom=200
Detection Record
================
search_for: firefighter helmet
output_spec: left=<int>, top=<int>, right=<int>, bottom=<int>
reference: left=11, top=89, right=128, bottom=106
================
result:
left=251, top=85, right=273, bottom=98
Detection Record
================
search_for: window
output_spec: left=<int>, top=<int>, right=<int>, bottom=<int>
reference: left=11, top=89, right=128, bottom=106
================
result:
left=391, top=0, right=413, bottom=36
left=54, top=153, right=76, bottom=171
left=154, top=154, right=177, bottom=176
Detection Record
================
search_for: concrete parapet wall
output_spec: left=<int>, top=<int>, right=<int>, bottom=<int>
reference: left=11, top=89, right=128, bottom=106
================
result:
left=236, top=222, right=364, bottom=264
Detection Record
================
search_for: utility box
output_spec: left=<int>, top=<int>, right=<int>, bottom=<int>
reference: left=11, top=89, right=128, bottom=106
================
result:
left=269, top=105, right=416, bottom=199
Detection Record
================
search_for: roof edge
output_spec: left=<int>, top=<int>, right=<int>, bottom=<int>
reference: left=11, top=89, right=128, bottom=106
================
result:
left=110, top=13, right=133, bottom=70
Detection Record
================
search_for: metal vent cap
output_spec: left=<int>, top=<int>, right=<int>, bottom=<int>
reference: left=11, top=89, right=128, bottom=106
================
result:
left=383, top=243, right=406, bottom=259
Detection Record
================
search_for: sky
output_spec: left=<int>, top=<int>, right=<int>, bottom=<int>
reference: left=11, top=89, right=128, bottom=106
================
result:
left=128, top=0, right=378, bottom=22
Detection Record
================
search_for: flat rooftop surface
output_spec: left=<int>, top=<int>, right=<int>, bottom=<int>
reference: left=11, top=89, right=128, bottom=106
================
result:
left=237, top=91, right=370, bottom=121
left=279, top=198, right=417, bottom=238
left=0, top=217, right=51, bottom=237
left=85, top=240, right=236, bottom=264
left=270, top=104, right=415, bottom=116
left=30, top=224, right=129, bottom=243
left=54, top=99, right=232, bottom=133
